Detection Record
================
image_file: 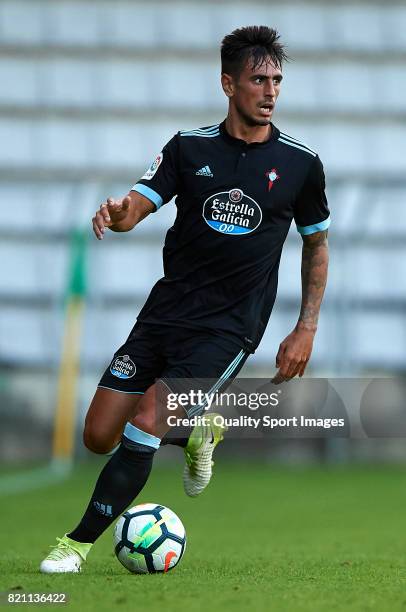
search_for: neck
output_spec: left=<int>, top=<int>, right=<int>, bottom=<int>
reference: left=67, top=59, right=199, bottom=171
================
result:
left=225, top=110, right=272, bottom=144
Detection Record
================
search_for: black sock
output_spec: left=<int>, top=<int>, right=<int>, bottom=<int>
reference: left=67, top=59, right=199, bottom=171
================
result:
left=68, top=437, right=156, bottom=544
left=160, top=425, right=192, bottom=448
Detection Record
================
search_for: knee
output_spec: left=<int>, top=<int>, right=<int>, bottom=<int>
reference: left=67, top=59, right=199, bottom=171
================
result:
left=125, top=382, right=176, bottom=439
left=83, top=424, right=117, bottom=455
left=130, top=411, right=155, bottom=436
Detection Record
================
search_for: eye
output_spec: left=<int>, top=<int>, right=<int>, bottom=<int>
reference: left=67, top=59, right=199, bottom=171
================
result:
left=254, top=76, right=265, bottom=84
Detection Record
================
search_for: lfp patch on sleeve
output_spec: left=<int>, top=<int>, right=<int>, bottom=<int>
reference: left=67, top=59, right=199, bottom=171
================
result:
left=110, top=355, right=136, bottom=379
left=141, top=152, right=163, bottom=180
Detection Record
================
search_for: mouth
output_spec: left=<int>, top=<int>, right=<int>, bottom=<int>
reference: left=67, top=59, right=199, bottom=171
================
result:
left=259, top=104, right=274, bottom=116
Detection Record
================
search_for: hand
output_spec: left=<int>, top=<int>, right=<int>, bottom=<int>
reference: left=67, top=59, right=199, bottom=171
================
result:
left=272, top=325, right=315, bottom=383
left=92, top=196, right=131, bottom=240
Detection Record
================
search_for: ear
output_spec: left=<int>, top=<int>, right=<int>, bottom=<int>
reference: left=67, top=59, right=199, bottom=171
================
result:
left=221, top=73, right=235, bottom=98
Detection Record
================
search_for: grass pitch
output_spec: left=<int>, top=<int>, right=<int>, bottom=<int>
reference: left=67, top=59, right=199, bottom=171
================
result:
left=1, top=460, right=406, bottom=612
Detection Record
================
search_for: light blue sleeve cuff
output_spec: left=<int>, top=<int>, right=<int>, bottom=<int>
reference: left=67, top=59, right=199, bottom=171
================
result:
left=296, top=215, right=330, bottom=235
left=131, top=183, right=163, bottom=210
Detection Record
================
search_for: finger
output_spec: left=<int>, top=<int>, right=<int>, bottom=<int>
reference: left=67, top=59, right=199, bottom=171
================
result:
left=285, top=357, right=300, bottom=380
left=271, top=370, right=286, bottom=384
left=95, top=211, right=107, bottom=230
left=287, top=363, right=302, bottom=380
left=100, top=203, right=112, bottom=224
left=277, top=347, right=294, bottom=378
left=277, top=353, right=300, bottom=381
left=98, top=209, right=113, bottom=227
left=92, top=216, right=103, bottom=240
left=275, top=343, right=285, bottom=368
left=289, top=355, right=310, bottom=380
left=107, top=196, right=125, bottom=213
left=298, top=359, right=309, bottom=378
left=121, top=195, right=131, bottom=211
left=95, top=210, right=108, bottom=230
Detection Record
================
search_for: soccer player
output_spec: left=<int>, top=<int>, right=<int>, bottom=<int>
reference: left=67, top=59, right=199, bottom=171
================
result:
left=40, top=25, right=329, bottom=573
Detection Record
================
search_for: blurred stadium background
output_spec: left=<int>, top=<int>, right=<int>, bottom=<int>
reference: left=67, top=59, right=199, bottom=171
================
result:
left=1, top=0, right=406, bottom=474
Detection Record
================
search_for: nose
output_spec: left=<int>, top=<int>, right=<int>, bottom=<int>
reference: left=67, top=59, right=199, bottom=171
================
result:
left=264, top=79, right=276, bottom=98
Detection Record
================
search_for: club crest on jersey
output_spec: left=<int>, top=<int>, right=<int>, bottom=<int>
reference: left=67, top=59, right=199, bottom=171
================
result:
left=141, top=152, right=163, bottom=180
left=266, top=168, right=280, bottom=191
left=202, top=189, right=262, bottom=236
left=110, top=354, right=136, bottom=379
left=229, top=189, right=243, bottom=202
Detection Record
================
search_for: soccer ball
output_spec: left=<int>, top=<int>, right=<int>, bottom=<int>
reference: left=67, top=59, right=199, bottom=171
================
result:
left=113, top=503, right=186, bottom=574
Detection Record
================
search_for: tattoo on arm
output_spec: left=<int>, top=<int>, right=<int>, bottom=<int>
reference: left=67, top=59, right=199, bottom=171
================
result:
left=299, top=230, right=329, bottom=331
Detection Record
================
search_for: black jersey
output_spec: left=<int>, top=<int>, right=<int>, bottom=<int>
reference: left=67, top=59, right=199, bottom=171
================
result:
left=132, top=120, right=330, bottom=352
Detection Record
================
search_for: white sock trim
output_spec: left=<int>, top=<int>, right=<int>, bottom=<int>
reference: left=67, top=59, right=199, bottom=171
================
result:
left=103, top=442, right=121, bottom=457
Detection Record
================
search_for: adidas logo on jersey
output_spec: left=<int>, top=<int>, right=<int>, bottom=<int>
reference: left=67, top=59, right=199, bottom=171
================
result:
left=196, top=165, right=213, bottom=177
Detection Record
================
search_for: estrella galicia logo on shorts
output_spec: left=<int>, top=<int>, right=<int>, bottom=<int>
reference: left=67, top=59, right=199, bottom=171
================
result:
left=110, top=354, right=136, bottom=379
left=202, top=189, right=262, bottom=236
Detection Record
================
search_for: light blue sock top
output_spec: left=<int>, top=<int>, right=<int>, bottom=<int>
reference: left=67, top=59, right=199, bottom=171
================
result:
left=123, top=422, right=161, bottom=450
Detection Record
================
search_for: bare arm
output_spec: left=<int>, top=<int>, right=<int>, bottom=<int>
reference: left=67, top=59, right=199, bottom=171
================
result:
left=273, top=230, right=329, bottom=382
left=298, top=229, right=329, bottom=332
left=92, top=191, right=156, bottom=240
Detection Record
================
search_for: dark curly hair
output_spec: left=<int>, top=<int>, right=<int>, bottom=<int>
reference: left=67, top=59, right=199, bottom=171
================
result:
left=221, top=26, right=288, bottom=78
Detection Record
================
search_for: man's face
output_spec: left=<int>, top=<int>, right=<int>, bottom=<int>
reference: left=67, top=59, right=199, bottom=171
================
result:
left=222, top=57, right=283, bottom=126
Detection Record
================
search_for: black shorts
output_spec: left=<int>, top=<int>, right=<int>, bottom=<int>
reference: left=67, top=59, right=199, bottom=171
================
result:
left=98, top=323, right=249, bottom=418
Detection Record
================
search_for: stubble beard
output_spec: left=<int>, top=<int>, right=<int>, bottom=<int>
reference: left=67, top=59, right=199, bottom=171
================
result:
left=235, top=104, right=272, bottom=128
